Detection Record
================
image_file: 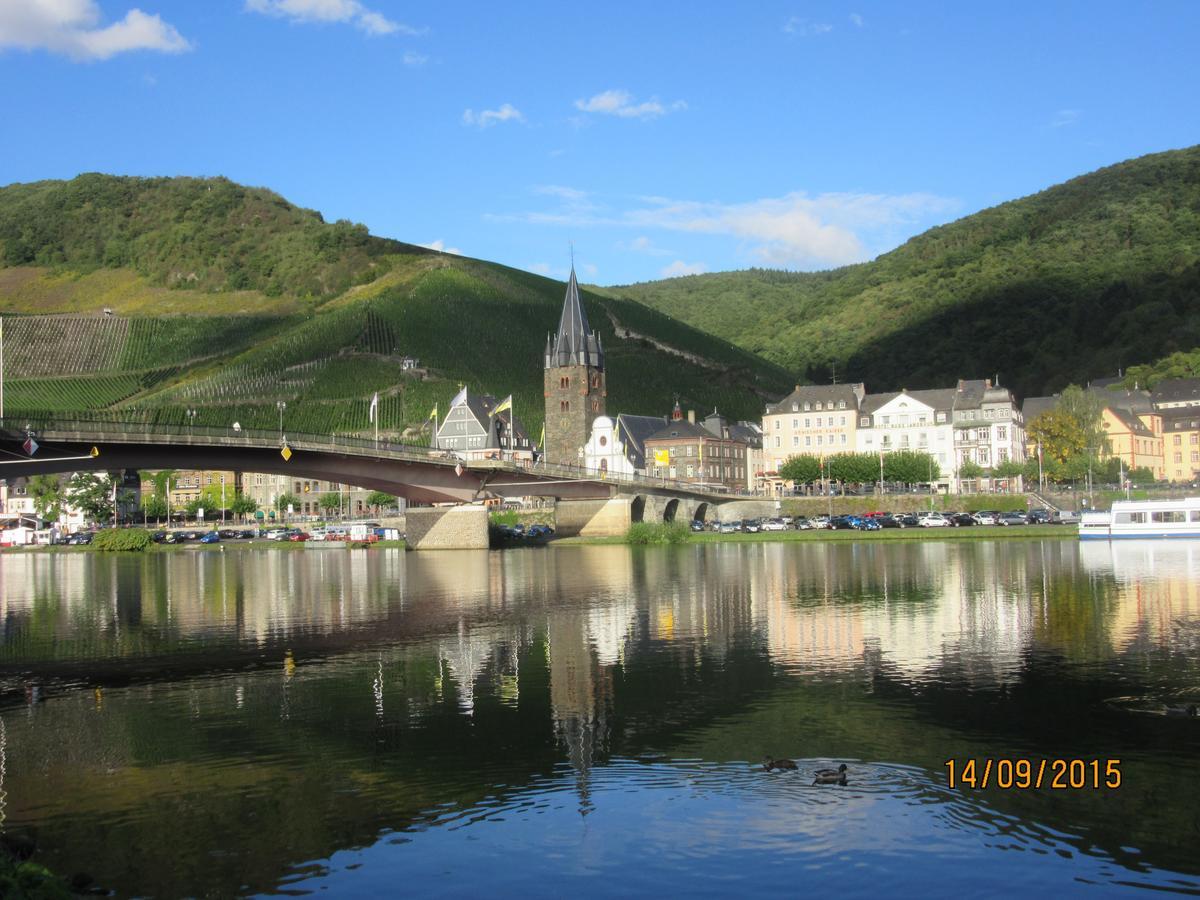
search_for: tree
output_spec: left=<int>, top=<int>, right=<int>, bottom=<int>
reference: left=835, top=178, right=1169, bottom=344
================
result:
left=1057, top=385, right=1109, bottom=457
left=141, top=492, right=168, bottom=522
left=958, top=460, right=985, bottom=479
left=276, top=492, right=301, bottom=514
left=29, top=474, right=64, bottom=522
left=366, top=490, right=395, bottom=514
left=319, top=492, right=341, bottom=515
left=883, top=450, right=941, bottom=485
left=1027, top=409, right=1087, bottom=464
left=185, top=497, right=205, bottom=519
left=67, top=473, right=114, bottom=523
left=778, top=455, right=822, bottom=486
left=826, top=452, right=878, bottom=485
left=230, top=493, right=258, bottom=521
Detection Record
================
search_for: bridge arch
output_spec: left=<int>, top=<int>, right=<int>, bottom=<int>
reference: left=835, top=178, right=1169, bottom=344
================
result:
left=663, top=498, right=679, bottom=522
left=630, top=495, right=646, bottom=523
left=693, top=502, right=709, bottom=523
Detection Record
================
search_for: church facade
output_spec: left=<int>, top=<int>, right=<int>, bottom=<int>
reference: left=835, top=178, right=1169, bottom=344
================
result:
left=543, top=268, right=606, bottom=465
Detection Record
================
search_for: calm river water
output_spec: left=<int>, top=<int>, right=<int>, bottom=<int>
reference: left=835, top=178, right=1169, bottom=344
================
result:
left=2, top=539, right=1200, bottom=897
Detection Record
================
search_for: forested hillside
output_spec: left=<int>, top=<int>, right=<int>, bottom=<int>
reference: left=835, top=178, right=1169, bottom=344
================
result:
left=0, top=175, right=792, bottom=438
left=612, top=146, right=1200, bottom=398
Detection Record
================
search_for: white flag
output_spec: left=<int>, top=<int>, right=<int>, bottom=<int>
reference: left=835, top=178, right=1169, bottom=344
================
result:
left=369, top=392, right=379, bottom=423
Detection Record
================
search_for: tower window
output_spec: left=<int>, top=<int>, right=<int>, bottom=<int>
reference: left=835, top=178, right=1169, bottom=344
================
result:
left=590, top=373, right=600, bottom=388
left=560, top=376, right=570, bottom=389
left=591, top=399, right=600, bottom=412
left=561, top=400, right=570, bottom=412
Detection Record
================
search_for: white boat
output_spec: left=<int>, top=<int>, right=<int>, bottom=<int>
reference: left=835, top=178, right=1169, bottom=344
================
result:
left=1078, top=497, right=1200, bottom=540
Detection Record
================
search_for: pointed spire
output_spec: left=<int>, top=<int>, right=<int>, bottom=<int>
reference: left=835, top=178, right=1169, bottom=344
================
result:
left=547, top=266, right=604, bottom=370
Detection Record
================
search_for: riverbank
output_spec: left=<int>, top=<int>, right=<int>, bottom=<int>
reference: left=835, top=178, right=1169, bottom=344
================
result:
left=555, top=524, right=1078, bottom=546
left=1, top=539, right=409, bottom=554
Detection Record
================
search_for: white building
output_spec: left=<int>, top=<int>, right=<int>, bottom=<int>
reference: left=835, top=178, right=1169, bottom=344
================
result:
left=950, top=379, right=1026, bottom=487
left=857, top=389, right=957, bottom=490
left=582, top=413, right=668, bottom=476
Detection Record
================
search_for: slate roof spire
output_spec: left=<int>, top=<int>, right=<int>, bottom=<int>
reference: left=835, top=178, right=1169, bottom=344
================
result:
left=545, top=266, right=604, bottom=369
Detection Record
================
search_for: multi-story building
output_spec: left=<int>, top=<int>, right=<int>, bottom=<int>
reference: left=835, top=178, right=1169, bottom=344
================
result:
left=644, top=406, right=750, bottom=491
left=581, top=413, right=668, bottom=476
left=435, top=386, right=534, bottom=461
left=142, top=469, right=243, bottom=512
left=1160, top=409, right=1200, bottom=483
left=857, top=388, right=957, bottom=490
left=241, top=473, right=391, bottom=519
left=543, top=267, right=606, bottom=465
left=1101, top=407, right=1164, bottom=478
left=761, top=384, right=865, bottom=478
left=950, top=379, right=1026, bottom=483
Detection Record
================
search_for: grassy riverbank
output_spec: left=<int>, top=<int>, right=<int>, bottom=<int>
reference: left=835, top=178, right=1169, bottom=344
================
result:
left=555, top=524, right=1078, bottom=546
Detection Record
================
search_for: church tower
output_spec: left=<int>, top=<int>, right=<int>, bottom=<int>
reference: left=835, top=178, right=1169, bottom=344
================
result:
left=544, top=267, right=605, bottom=465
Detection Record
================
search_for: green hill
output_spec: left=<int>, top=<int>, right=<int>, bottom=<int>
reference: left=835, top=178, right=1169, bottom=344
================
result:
left=610, top=146, right=1200, bottom=398
left=0, top=175, right=792, bottom=439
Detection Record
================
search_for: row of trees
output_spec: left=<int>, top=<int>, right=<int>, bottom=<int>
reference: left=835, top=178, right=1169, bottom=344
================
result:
left=25, top=472, right=397, bottom=526
left=1025, top=384, right=1155, bottom=486
left=779, top=449, right=942, bottom=487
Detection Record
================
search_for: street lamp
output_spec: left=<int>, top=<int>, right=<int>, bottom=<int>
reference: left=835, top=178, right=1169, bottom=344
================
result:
left=276, top=401, right=287, bottom=440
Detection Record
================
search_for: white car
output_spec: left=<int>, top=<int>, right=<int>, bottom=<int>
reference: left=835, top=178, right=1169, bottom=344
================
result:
left=308, top=528, right=328, bottom=541
left=761, top=519, right=788, bottom=532
left=920, top=513, right=950, bottom=527
left=972, top=511, right=997, bottom=525
left=264, top=528, right=286, bottom=540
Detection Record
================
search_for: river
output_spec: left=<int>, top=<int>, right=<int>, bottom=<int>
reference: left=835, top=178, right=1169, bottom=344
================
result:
left=2, top=540, right=1199, bottom=897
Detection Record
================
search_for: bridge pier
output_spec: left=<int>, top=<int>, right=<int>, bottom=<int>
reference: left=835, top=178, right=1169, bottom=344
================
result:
left=404, top=505, right=489, bottom=550
left=554, top=498, right=632, bottom=538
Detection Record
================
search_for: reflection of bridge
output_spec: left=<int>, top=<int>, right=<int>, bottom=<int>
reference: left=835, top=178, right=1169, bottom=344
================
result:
left=1, top=419, right=772, bottom=543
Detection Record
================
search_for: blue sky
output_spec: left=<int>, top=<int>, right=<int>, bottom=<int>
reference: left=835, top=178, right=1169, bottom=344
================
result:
left=2, top=1, right=1198, bottom=285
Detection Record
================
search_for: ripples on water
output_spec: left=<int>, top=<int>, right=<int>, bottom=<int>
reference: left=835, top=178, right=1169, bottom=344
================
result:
left=1, top=540, right=1199, bottom=897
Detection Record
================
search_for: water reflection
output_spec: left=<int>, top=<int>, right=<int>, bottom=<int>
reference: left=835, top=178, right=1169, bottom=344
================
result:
left=1, top=542, right=1199, bottom=897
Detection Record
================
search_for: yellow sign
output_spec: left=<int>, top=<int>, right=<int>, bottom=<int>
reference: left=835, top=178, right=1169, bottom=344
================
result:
left=653, top=449, right=670, bottom=466
left=90, top=446, right=100, bottom=457
left=281, top=445, right=292, bottom=462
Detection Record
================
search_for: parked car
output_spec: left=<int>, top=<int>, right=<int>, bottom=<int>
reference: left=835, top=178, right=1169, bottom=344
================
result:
left=199, top=531, right=220, bottom=544
left=1051, top=510, right=1081, bottom=524
left=718, top=520, right=741, bottom=534
left=793, top=516, right=812, bottom=530
left=1027, top=508, right=1050, bottom=525
left=920, top=513, right=950, bottom=527
left=151, top=530, right=167, bottom=543
left=998, top=511, right=1028, bottom=526
left=761, top=518, right=788, bottom=532
left=855, top=517, right=882, bottom=531
left=809, top=515, right=832, bottom=529
left=288, top=532, right=309, bottom=542
left=743, top=519, right=762, bottom=533
left=972, top=511, right=998, bottom=526
left=950, top=513, right=976, bottom=527
left=690, top=520, right=706, bottom=532
left=876, top=515, right=902, bottom=528
left=897, top=513, right=921, bottom=528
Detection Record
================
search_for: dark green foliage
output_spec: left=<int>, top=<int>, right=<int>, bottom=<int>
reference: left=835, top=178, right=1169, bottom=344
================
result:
left=779, top=455, right=822, bottom=484
left=626, top=522, right=690, bottom=544
left=883, top=450, right=942, bottom=484
left=29, top=474, right=64, bottom=521
left=616, top=146, right=1200, bottom=398
left=276, top=492, right=301, bottom=512
left=1123, top=347, right=1200, bottom=389
left=826, top=452, right=880, bottom=484
left=230, top=493, right=259, bottom=519
left=66, top=473, right=112, bottom=523
left=0, top=174, right=424, bottom=297
left=92, top=528, right=153, bottom=551
left=141, top=493, right=168, bottom=520
left=366, top=490, right=394, bottom=511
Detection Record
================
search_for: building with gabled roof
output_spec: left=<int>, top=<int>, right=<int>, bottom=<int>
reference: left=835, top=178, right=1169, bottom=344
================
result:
left=544, top=267, right=606, bottom=464
left=436, top=386, right=534, bottom=461
left=581, top=413, right=668, bottom=476
left=1151, top=377, right=1200, bottom=409
left=761, top=383, right=864, bottom=477
left=857, top=388, right=957, bottom=490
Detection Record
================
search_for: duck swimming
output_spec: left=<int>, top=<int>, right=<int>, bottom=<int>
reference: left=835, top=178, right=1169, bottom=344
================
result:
left=812, top=763, right=848, bottom=786
left=763, top=757, right=798, bottom=771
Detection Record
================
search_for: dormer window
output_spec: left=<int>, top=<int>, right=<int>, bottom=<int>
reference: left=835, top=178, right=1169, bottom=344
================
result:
left=815, top=402, right=823, bottom=411
left=792, top=403, right=798, bottom=412
left=838, top=400, right=846, bottom=409
left=804, top=402, right=811, bottom=411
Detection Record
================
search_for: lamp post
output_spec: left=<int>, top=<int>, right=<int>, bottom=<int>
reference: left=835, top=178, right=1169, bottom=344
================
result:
left=276, top=401, right=287, bottom=441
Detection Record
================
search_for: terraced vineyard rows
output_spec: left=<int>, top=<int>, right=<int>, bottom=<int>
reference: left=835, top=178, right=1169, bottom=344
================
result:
left=2, top=315, right=129, bottom=375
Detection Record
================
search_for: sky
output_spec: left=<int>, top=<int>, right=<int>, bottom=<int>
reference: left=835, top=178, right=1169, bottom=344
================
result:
left=2, top=0, right=1199, bottom=286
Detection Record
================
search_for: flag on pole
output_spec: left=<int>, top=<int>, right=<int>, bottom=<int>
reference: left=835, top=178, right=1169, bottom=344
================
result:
left=428, top=404, right=438, bottom=421
left=538, top=422, right=545, bottom=448
left=492, top=395, right=512, bottom=416
left=368, top=392, right=379, bottom=423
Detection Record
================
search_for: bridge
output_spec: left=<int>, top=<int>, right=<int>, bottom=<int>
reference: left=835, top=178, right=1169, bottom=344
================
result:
left=1, top=418, right=774, bottom=547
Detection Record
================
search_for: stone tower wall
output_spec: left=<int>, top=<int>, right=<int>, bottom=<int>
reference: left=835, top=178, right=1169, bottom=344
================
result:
left=544, top=364, right=606, bottom=465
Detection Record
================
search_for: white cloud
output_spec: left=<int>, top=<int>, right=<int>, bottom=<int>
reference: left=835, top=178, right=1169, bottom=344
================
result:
left=491, top=188, right=958, bottom=269
left=850, top=12, right=864, bottom=27
left=0, top=0, right=190, bottom=61
left=402, top=50, right=426, bottom=66
left=462, top=103, right=524, bottom=128
left=1051, top=108, right=1081, bottom=128
left=418, top=239, right=462, bottom=255
left=784, top=17, right=833, bottom=36
left=660, top=260, right=708, bottom=278
left=574, top=89, right=686, bottom=120
left=620, top=235, right=671, bottom=257
left=581, top=263, right=598, bottom=278
left=245, top=0, right=422, bottom=36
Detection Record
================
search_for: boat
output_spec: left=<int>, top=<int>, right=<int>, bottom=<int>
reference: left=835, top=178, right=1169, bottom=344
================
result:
left=1078, top=497, right=1200, bottom=540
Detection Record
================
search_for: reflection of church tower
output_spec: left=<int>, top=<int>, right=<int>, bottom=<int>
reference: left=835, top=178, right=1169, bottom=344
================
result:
left=548, top=610, right=611, bottom=816
left=544, top=267, right=606, bottom=465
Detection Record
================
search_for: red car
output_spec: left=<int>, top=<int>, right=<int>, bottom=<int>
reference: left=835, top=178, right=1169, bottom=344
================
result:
left=288, top=532, right=309, bottom=542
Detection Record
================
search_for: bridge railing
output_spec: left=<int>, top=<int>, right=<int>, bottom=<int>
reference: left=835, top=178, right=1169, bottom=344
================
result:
left=1, top=416, right=757, bottom=500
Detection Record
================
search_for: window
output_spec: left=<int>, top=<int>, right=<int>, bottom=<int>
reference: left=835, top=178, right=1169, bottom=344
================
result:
left=1193, top=451, right=1199, bottom=462
left=686, top=465, right=694, bottom=477
left=804, top=402, right=811, bottom=411
left=804, top=418, right=811, bottom=428
left=793, top=436, right=799, bottom=447
left=805, top=436, right=812, bottom=447
left=840, top=416, right=846, bottom=426
left=793, top=418, right=798, bottom=428
left=1115, top=511, right=1146, bottom=524
left=840, top=434, right=847, bottom=445
left=1175, top=452, right=1183, bottom=463
left=590, top=373, right=601, bottom=388
left=1191, top=510, right=1200, bottom=522
left=815, top=402, right=823, bottom=411
left=882, top=416, right=890, bottom=425
left=686, top=446, right=694, bottom=457
left=560, top=376, right=570, bottom=389
left=1152, top=510, right=1186, bottom=523
left=591, top=399, right=600, bottom=412
left=816, top=435, right=824, bottom=446
left=1175, top=435, right=1183, bottom=445
left=775, top=436, right=780, bottom=448
left=838, top=400, right=846, bottom=409
left=815, top=417, right=823, bottom=427
left=861, top=416, right=869, bottom=427
left=937, top=412, right=947, bottom=423
left=997, top=426, right=1007, bottom=440
left=792, top=403, right=798, bottom=412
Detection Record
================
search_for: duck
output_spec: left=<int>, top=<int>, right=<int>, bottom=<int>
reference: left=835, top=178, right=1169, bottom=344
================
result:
left=812, top=763, right=848, bottom=786
left=762, top=757, right=798, bottom=772
left=1165, top=703, right=1198, bottom=717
